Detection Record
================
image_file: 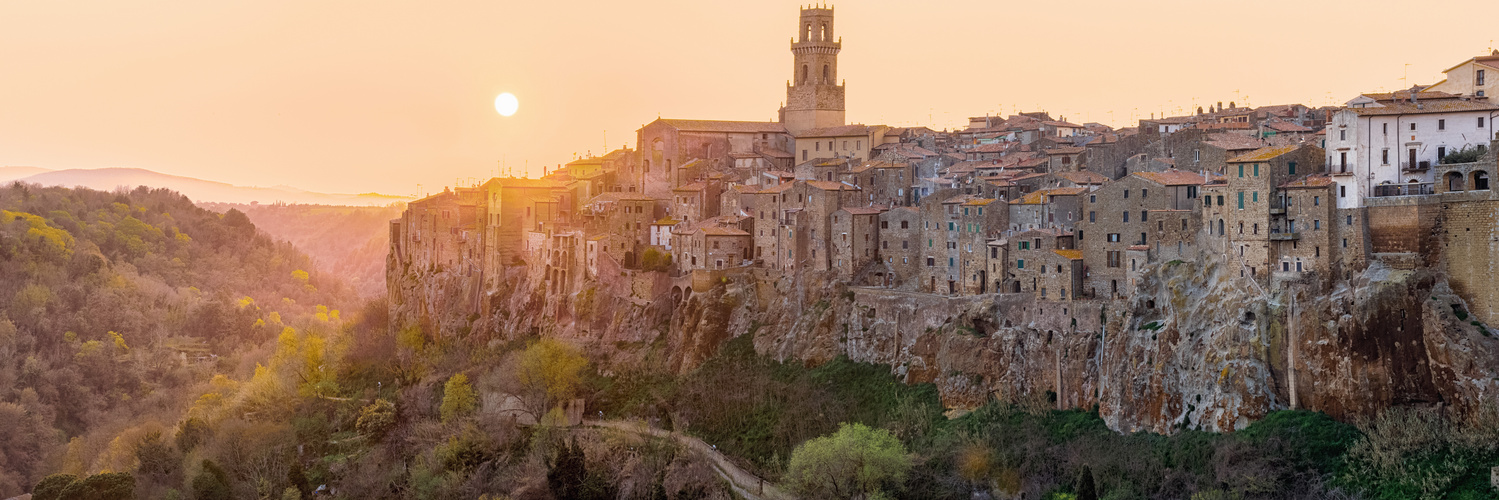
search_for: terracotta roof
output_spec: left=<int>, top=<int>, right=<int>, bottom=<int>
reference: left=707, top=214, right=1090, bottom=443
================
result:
left=764, top=170, right=795, bottom=178
left=1045, top=146, right=1086, bottom=155
left=1053, top=249, right=1083, bottom=260
left=1054, top=171, right=1108, bottom=184
left=1145, top=115, right=1199, bottom=125
left=1194, top=122, right=1253, bottom=130
left=1350, top=99, right=1499, bottom=116
left=1010, top=191, right=1047, bottom=205
left=805, top=180, right=858, bottom=191
left=1041, top=187, right=1089, bottom=196
left=961, top=198, right=999, bottom=206
left=484, top=177, right=566, bottom=189
left=1265, top=121, right=1313, bottom=133
left=1359, top=90, right=1462, bottom=102
left=970, top=143, right=1010, bottom=153
left=1228, top=145, right=1300, bottom=163
left=655, top=118, right=787, bottom=134
left=1280, top=175, right=1335, bottom=189
left=794, top=124, right=879, bottom=138
left=841, top=207, right=887, bottom=215
left=1134, top=169, right=1207, bottom=186
left=1043, top=120, right=1083, bottom=128
left=700, top=227, right=750, bottom=237
left=565, top=157, right=604, bottom=166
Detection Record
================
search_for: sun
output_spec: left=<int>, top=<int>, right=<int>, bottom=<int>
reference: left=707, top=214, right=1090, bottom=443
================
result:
left=494, top=93, right=519, bottom=117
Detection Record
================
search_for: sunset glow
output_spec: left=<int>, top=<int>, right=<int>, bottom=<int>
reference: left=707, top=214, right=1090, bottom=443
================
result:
left=494, top=93, right=518, bottom=117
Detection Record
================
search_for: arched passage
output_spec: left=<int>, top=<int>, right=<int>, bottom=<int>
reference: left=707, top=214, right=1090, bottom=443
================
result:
left=1448, top=171, right=1466, bottom=192
left=1472, top=170, right=1490, bottom=190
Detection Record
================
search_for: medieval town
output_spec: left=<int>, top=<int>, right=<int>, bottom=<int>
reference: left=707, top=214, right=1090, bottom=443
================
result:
left=390, top=6, right=1499, bottom=330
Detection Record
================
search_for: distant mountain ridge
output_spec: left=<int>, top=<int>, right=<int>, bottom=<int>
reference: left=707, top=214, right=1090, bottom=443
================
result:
left=2, top=166, right=410, bottom=206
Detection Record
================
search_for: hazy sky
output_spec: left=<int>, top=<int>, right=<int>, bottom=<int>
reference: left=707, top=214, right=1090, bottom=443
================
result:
left=2, top=1, right=1495, bottom=196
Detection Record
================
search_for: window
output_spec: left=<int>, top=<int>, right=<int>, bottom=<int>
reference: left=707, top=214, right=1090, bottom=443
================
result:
left=900, top=220, right=909, bottom=229
left=1411, top=123, right=1417, bottom=131
left=1288, top=161, right=1297, bottom=175
left=1382, top=149, right=1389, bottom=165
left=1142, top=188, right=1149, bottom=198
left=1252, top=192, right=1259, bottom=203
left=802, top=150, right=808, bottom=161
left=1314, top=220, right=1321, bottom=230
left=1017, top=259, right=1024, bottom=269
left=1383, top=122, right=1388, bottom=134
left=1340, top=129, right=1346, bottom=140
left=1481, top=117, right=1487, bottom=128
left=1141, top=211, right=1148, bottom=222
left=1237, top=191, right=1244, bottom=209
left=1204, top=196, right=1211, bottom=207
left=1238, top=164, right=1244, bottom=177
left=1089, top=211, right=1096, bottom=222
left=902, top=241, right=908, bottom=249
left=1347, top=215, right=1353, bottom=225
left=1253, top=164, right=1259, bottom=177
left=1480, top=69, right=1487, bottom=86
left=927, top=257, right=935, bottom=267
left=1122, top=211, right=1129, bottom=222
left=1089, top=194, right=1096, bottom=203
left=1438, top=146, right=1447, bottom=160
left=1107, top=251, right=1120, bottom=267
left=1217, top=195, right=1224, bottom=205
left=1124, top=189, right=1130, bottom=199
left=1439, top=119, right=1446, bottom=131
left=1314, top=196, right=1320, bottom=206
left=1107, top=233, right=1121, bottom=242
left=948, top=222, right=954, bottom=231
left=1340, top=185, right=1347, bottom=198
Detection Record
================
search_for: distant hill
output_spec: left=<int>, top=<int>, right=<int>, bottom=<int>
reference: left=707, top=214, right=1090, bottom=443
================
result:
left=0, top=166, right=51, bottom=183
left=201, top=202, right=404, bottom=298
left=10, top=167, right=411, bottom=206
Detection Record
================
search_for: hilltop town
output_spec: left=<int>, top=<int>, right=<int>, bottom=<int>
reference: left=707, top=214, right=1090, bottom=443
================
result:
left=388, top=7, right=1499, bottom=432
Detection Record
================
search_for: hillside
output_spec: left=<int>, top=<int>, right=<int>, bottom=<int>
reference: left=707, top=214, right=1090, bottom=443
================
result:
left=11, top=167, right=411, bottom=206
left=0, top=183, right=356, bottom=497
left=199, top=203, right=404, bottom=298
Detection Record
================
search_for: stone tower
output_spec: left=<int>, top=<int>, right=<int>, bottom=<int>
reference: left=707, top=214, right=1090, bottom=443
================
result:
left=780, top=5, right=845, bottom=134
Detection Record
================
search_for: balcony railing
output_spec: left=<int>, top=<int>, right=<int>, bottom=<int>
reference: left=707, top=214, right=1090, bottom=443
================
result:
left=1401, top=161, right=1432, bottom=172
left=1371, top=182, right=1434, bottom=197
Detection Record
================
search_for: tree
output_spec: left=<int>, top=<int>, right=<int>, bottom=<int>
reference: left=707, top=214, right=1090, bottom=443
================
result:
left=514, top=338, right=588, bottom=420
left=32, top=474, right=78, bottom=500
left=177, top=417, right=210, bottom=452
left=56, top=472, right=135, bottom=500
left=134, top=430, right=178, bottom=479
left=355, top=399, right=397, bottom=441
left=783, top=423, right=911, bottom=500
left=191, top=460, right=231, bottom=500
left=547, top=439, right=586, bottom=499
left=1076, top=465, right=1097, bottom=500
left=440, top=373, right=477, bottom=422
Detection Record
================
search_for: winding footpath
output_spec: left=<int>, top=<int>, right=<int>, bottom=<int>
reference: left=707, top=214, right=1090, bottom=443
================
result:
left=582, top=420, right=796, bottom=500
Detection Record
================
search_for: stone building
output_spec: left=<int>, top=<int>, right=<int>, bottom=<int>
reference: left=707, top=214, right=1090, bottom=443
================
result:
left=671, top=180, right=722, bottom=226
left=636, top=119, right=791, bottom=198
left=876, top=206, right=922, bottom=288
left=1273, top=175, right=1338, bottom=282
left=831, top=207, right=885, bottom=278
left=1077, top=169, right=1205, bottom=298
left=794, top=124, right=888, bottom=163
left=480, top=177, right=569, bottom=270
left=1005, top=228, right=1076, bottom=297
left=1219, top=144, right=1326, bottom=282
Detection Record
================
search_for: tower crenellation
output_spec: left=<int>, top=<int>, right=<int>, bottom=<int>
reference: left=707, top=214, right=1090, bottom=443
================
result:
left=781, top=5, right=845, bottom=134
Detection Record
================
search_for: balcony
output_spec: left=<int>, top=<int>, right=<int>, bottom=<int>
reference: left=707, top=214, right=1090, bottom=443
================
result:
left=1371, top=182, right=1434, bottom=197
left=1401, top=161, right=1432, bottom=173
left=1268, top=202, right=1286, bottom=215
left=1330, top=164, right=1354, bottom=176
left=1269, top=231, right=1300, bottom=241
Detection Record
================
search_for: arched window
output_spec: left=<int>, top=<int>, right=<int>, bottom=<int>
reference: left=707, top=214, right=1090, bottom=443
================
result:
left=822, top=64, right=829, bottom=83
left=805, top=23, right=812, bottom=42
left=1448, top=171, right=1465, bottom=192
left=800, top=64, right=808, bottom=85
left=820, top=23, right=827, bottom=41
left=1474, top=170, right=1491, bottom=191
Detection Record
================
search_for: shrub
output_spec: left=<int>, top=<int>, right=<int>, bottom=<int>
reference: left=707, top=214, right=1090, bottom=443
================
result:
left=356, top=399, right=397, bottom=440
left=440, top=373, right=477, bottom=422
left=1440, top=144, right=1488, bottom=164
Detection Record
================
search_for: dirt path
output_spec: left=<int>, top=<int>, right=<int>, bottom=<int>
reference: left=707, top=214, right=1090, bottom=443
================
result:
left=583, top=420, right=796, bottom=500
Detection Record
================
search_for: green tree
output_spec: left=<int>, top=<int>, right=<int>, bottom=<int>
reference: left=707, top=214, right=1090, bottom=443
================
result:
left=1076, top=465, right=1097, bottom=500
left=134, top=430, right=178, bottom=479
left=783, top=422, right=911, bottom=500
left=176, top=417, right=210, bottom=452
left=57, top=472, right=135, bottom=500
left=191, top=460, right=231, bottom=500
left=32, top=474, right=78, bottom=500
left=440, top=373, right=477, bottom=422
left=514, top=338, right=588, bottom=420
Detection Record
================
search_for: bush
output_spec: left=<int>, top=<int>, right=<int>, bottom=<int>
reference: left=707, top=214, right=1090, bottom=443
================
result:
left=191, top=460, right=231, bottom=500
left=356, top=399, right=397, bottom=440
left=56, top=472, right=135, bottom=500
left=32, top=474, right=79, bottom=500
left=440, top=373, right=477, bottom=422
left=1440, top=144, right=1488, bottom=164
left=783, top=422, right=911, bottom=499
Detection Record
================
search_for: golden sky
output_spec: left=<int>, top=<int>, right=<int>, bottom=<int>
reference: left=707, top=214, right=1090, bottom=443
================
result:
left=2, top=0, right=1494, bottom=196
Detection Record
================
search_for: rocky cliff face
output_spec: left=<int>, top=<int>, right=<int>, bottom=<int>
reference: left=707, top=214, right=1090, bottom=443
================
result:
left=389, top=251, right=1499, bottom=434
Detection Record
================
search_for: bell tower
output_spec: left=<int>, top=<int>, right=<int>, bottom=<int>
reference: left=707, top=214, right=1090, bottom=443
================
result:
left=780, top=5, right=845, bottom=134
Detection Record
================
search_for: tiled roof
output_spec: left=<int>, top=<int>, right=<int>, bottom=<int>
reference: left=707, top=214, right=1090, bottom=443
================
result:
left=961, top=198, right=999, bottom=206
left=841, top=207, right=887, bottom=215
left=1053, top=249, right=1084, bottom=260
left=1359, top=90, right=1461, bottom=102
left=1041, top=187, right=1090, bottom=196
left=1280, top=175, right=1335, bottom=189
left=700, top=226, right=751, bottom=237
left=1228, top=145, right=1300, bottom=163
left=1351, top=99, right=1499, bottom=116
left=805, top=180, right=859, bottom=191
left=656, top=119, right=787, bottom=134
left=1265, top=121, right=1314, bottom=133
left=1054, top=171, right=1109, bottom=184
left=1010, top=191, right=1047, bottom=205
left=1134, top=169, right=1207, bottom=186
left=1045, top=146, right=1086, bottom=155
left=793, top=124, right=879, bottom=138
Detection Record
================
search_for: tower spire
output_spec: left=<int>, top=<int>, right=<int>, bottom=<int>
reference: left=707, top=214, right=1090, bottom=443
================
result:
left=781, top=5, right=845, bottom=134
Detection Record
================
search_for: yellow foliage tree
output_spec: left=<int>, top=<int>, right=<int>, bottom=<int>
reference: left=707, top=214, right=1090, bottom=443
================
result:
left=514, top=338, right=588, bottom=420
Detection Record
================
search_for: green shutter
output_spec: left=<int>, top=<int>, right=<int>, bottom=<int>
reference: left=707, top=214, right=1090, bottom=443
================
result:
left=1238, top=192, right=1244, bottom=209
